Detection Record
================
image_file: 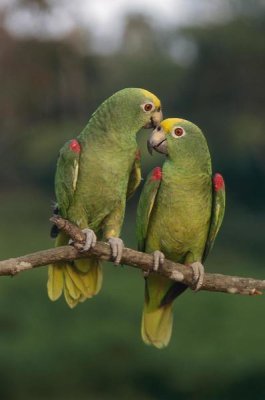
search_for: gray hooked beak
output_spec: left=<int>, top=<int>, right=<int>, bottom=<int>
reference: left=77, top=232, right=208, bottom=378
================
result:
left=147, top=127, right=168, bottom=155
left=144, top=109, right=163, bottom=129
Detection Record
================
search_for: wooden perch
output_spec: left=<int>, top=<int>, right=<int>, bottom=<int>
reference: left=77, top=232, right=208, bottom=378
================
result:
left=0, top=215, right=264, bottom=296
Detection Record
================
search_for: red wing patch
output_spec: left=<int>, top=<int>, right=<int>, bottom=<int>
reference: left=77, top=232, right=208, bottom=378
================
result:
left=213, top=173, right=225, bottom=191
left=151, top=166, right=162, bottom=181
left=69, top=139, right=81, bottom=153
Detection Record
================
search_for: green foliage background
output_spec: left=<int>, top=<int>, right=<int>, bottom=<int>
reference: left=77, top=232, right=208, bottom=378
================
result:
left=0, top=2, right=265, bottom=399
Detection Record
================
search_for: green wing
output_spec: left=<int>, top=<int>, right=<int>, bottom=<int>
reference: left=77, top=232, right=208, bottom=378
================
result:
left=136, top=167, right=162, bottom=252
left=55, top=139, right=81, bottom=218
left=203, top=173, right=225, bottom=262
left=126, top=149, right=142, bottom=200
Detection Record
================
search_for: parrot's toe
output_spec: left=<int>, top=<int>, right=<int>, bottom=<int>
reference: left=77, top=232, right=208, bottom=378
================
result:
left=79, top=228, right=97, bottom=252
left=144, top=250, right=165, bottom=277
left=108, top=237, right=124, bottom=265
left=190, top=261, right=205, bottom=291
left=153, top=250, right=165, bottom=271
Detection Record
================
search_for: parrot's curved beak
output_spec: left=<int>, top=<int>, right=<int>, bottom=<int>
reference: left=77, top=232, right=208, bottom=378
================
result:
left=147, top=127, right=168, bottom=155
left=144, top=109, right=163, bottom=129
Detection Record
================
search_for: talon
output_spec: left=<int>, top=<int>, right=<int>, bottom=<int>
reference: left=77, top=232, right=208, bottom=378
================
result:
left=190, top=261, right=205, bottom=291
left=153, top=250, right=165, bottom=271
left=79, top=228, right=97, bottom=252
left=144, top=250, right=165, bottom=277
left=108, top=237, right=124, bottom=265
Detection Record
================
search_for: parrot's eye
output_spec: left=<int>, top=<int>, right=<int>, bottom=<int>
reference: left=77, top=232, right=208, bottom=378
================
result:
left=171, top=126, right=185, bottom=138
left=141, top=102, right=155, bottom=113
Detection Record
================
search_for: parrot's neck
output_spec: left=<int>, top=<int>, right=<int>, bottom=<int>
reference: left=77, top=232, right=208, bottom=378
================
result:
left=78, top=102, right=142, bottom=150
left=163, top=156, right=212, bottom=177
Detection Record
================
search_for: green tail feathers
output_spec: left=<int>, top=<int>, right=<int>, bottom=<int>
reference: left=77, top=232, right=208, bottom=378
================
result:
left=47, top=259, right=102, bottom=308
left=141, top=301, right=173, bottom=349
left=141, top=274, right=174, bottom=349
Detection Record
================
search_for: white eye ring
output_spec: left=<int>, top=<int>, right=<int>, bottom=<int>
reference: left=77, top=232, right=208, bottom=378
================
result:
left=171, top=126, right=186, bottom=138
left=141, top=102, right=155, bottom=113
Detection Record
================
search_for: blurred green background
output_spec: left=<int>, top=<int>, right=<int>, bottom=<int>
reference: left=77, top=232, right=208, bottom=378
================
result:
left=0, top=1, right=265, bottom=399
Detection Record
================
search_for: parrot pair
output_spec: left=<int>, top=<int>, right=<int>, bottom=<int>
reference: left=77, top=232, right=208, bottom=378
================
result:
left=48, top=88, right=225, bottom=350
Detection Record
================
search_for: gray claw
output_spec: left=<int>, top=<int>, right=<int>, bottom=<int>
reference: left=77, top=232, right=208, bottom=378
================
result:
left=144, top=250, right=165, bottom=278
left=190, top=261, right=205, bottom=291
left=108, top=237, right=124, bottom=265
left=153, top=250, right=165, bottom=271
left=79, top=228, right=97, bottom=252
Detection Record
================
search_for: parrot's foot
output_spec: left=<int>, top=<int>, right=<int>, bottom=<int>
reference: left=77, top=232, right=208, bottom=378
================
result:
left=78, top=228, right=97, bottom=252
left=108, top=237, right=124, bottom=265
left=144, top=250, right=165, bottom=277
left=190, top=261, right=205, bottom=291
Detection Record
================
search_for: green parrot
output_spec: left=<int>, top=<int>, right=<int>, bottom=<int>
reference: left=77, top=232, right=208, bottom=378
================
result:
left=48, top=88, right=162, bottom=308
left=136, top=118, right=225, bottom=348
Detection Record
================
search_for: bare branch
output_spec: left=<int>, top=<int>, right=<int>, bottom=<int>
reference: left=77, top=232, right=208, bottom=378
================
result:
left=0, top=215, right=264, bottom=296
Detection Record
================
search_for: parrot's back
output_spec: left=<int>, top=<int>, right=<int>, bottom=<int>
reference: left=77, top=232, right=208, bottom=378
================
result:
left=68, top=131, right=137, bottom=232
left=48, top=102, right=139, bottom=308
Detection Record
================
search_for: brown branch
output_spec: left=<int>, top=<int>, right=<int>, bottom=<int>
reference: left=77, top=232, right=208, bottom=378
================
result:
left=0, top=215, right=264, bottom=296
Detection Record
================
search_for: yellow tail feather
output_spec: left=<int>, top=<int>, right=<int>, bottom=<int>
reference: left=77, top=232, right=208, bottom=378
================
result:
left=63, top=283, right=80, bottom=309
left=47, top=264, right=64, bottom=301
left=64, top=269, right=80, bottom=300
left=141, top=303, right=173, bottom=349
left=67, top=259, right=103, bottom=297
left=47, top=258, right=103, bottom=308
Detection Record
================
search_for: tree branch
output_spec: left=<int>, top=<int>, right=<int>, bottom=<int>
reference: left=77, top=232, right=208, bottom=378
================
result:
left=0, top=215, right=264, bottom=296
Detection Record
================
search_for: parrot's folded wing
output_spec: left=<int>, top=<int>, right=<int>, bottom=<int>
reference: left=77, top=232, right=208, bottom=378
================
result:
left=55, top=139, right=81, bottom=217
left=203, top=173, right=225, bottom=262
left=136, top=167, right=162, bottom=252
left=126, top=149, right=142, bottom=200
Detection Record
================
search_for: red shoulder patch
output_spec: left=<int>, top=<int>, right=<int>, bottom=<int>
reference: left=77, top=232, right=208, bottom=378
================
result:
left=151, top=166, right=162, bottom=181
left=213, top=173, right=225, bottom=191
left=135, top=149, right=141, bottom=161
left=69, top=139, right=81, bottom=153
